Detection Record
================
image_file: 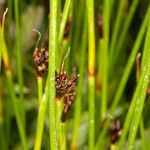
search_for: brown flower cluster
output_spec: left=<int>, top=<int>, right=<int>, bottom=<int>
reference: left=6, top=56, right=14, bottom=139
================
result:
left=33, top=43, right=49, bottom=77
left=55, top=68, right=78, bottom=122
left=33, top=30, right=78, bottom=122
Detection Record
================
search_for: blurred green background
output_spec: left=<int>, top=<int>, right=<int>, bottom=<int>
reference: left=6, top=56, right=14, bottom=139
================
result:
left=0, top=0, right=150, bottom=149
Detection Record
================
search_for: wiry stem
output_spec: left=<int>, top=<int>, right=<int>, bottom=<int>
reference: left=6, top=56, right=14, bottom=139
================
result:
left=14, top=0, right=25, bottom=126
left=1, top=8, right=27, bottom=150
left=48, top=0, right=58, bottom=149
left=86, top=0, right=96, bottom=149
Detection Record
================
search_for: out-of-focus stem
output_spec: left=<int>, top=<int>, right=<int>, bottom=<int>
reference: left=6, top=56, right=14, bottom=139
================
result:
left=71, top=11, right=87, bottom=149
left=96, top=8, right=150, bottom=149
left=0, top=10, right=27, bottom=149
left=14, top=0, right=25, bottom=126
left=86, top=0, right=96, bottom=149
left=101, top=0, right=109, bottom=120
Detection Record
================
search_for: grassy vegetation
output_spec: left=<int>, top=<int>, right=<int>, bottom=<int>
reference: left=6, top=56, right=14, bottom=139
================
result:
left=0, top=0, right=150, bottom=149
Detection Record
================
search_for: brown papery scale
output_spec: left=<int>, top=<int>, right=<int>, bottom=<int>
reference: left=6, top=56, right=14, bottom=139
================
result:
left=63, top=18, right=71, bottom=40
left=110, top=119, right=122, bottom=144
left=55, top=48, right=78, bottom=122
left=33, top=29, right=49, bottom=77
left=97, top=14, right=103, bottom=38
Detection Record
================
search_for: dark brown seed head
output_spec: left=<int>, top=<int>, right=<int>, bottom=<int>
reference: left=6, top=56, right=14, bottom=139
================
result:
left=55, top=68, right=78, bottom=122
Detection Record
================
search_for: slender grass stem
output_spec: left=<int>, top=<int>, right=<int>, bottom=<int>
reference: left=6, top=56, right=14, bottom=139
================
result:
left=97, top=39, right=104, bottom=123
left=0, top=10, right=27, bottom=150
left=117, top=8, right=150, bottom=148
left=48, top=0, right=58, bottom=149
left=101, top=0, right=109, bottom=120
left=0, top=126, right=7, bottom=150
left=34, top=2, right=59, bottom=145
left=136, top=54, right=145, bottom=150
left=14, top=0, right=25, bottom=125
left=71, top=0, right=84, bottom=68
left=71, top=12, right=87, bottom=149
left=37, top=77, right=43, bottom=105
left=110, top=0, right=127, bottom=62
left=111, top=0, right=140, bottom=69
left=6, top=71, right=27, bottom=150
left=0, top=78, right=7, bottom=150
left=110, top=0, right=115, bottom=13
left=56, top=99, right=63, bottom=149
left=58, top=0, right=71, bottom=46
left=5, top=1, right=12, bottom=144
left=95, top=8, right=150, bottom=149
left=86, top=0, right=95, bottom=149
left=8, top=0, right=12, bottom=48
left=141, top=9, right=150, bottom=70
left=116, top=64, right=146, bottom=149
left=60, top=123, right=66, bottom=150
left=126, top=9, right=150, bottom=149
left=0, top=43, right=1, bottom=72
left=140, top=119, right=146, bottom=150
left=34, top=87, right=48, bottom=150
left=58, top=0, right=71, bottom=68
left=127, top=51, right=150, bottom=149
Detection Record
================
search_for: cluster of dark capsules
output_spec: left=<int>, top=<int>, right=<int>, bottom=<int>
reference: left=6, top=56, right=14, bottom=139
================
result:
left=55, top=62, right=78, bottom=122
left=33, top=30, right=78, bottom=122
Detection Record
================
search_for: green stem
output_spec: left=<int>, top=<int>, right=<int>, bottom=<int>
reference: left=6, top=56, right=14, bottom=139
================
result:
left=58, top=0, right=71, bottom=68
left=37, top=77, right=43, bottom=105
left=58, top=0, right=71, bottom=46
left=71, top=12, right=87, bottom=149
left=34, top=87, right=48, bottom=150
left=0, top=126, right=7, bottom=150
left=48, top=0, right=58, bottom=149
left=14, top=0, right=25, bottom=125
left=116, top=66, right=145, bottom=149
left=5, top=60, right=27, bottom=150
left=60, top=123, right=66, bottom=150
left=86, top=0, right=95, bottom=148
left=56, top=100, right=63, bottom=150
left=140, top=119, right=146, bottom=150
left=0, top=21, right=27, bottom=150
left=110, top=0, right=127, bottom=62
left=0, top=78, right=7, bottom=150
left=95, top=8, right=150, bottom=149
left=141, top=9, right=150, bottom=70
left=127, top=51, right=150, bottom=149
left=8, top=0, right=13, bottom=48
left=70, top=0, right=84, bottom=69
left=101, top=0, right=109, bottom=120
left=117, top=8, right=150, bottom=148
left=111, top=0, right=140, bottom=69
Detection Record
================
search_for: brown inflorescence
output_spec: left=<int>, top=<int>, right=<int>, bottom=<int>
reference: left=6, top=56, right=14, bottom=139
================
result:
left=33, top=43, right=49, bottom=77
left=55, top=68, right=78, bottom=122
left=33, top=33, right=78, bottom=122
